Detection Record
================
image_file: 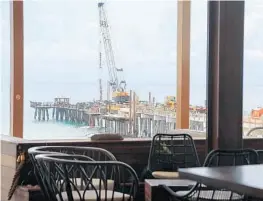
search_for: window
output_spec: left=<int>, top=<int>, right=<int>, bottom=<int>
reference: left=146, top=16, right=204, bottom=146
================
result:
left=189, top=0, right=207, bottom=132
left=243, top=0, right=263, bottom=137
left=0, top=2, right=11, bottom=135
left=22, top=1, right=207, bottom=140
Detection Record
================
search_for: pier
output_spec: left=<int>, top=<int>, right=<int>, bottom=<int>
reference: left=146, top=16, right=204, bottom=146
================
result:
left=30, top=97, right=207, bottom=137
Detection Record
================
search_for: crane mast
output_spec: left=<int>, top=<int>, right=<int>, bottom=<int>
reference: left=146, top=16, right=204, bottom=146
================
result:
left=98, top=2, right=128, bottom=103
left=99, top=38, right=103, bottom=101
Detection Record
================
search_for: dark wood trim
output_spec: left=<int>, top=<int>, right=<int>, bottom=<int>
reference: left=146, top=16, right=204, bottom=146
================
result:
left=206, top=0, right=245, bottom=150
left=16, top=138, right=263, bottom=181
left=206, top=0, right=220, bottom=153
left=217, top=1, right=245, bottom=149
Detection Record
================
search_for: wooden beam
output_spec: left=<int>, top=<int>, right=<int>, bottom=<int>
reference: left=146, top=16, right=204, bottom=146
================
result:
left=10, top=0, right=24, bottom=138
left=206, top=0, right=220, bottom=152
left=206, top=0, right=245, bottom=150
left=176, top=0, right=191, bottom=129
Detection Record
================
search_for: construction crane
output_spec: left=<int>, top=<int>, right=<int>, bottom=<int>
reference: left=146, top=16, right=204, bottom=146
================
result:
left=98, top=1, right=129, bottom=103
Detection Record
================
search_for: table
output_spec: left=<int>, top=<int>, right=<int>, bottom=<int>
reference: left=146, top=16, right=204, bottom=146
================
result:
left=145, top=179, right=195, bottom=201
left=179, top=164, right=263, bottom=198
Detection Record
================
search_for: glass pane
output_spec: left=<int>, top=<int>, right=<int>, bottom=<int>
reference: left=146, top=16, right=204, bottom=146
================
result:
left=189, top=0, right=207, bottom=133
left=24, top=1, right=206, bottom=140
left=0, top=2, right=11, bottom=136
left=243, top=0, right=263, bottom=137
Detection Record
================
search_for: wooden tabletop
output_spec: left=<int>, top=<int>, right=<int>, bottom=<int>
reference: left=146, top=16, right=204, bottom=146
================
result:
left=145, top=179, right=195, bottom=187
left=179, top=164, right=263, bottom=198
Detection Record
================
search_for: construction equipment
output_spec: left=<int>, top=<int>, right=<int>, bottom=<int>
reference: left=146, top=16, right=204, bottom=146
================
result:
left=165, top=96, right=176, bottom=109
left=98, top=1, right=130, bottom=103
left=165, top=96, right=207, bottom=113
left=251, top=107, right=263, bottom=119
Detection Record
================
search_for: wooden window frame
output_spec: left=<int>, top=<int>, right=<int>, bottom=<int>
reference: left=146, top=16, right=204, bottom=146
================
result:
left=10, top=0, right=24, bottom=138
left=8, top=0, right=244, bottom=149
left=8, top=0, right=192, bottom=138
left=176, top=0, right=191, bottom=129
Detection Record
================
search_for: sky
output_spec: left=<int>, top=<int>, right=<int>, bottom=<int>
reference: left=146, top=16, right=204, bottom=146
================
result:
left=1, top=0, right=263, bottom=113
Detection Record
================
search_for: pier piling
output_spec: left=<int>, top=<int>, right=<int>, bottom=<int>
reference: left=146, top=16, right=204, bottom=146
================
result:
left=30, top=96, right=208, bottom=137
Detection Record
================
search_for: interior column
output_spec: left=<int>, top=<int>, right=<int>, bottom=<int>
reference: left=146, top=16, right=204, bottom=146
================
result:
left=206, top=0, right=245, bottom=151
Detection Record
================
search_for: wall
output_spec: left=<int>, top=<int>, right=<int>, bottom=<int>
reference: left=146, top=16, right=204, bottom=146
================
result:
left=1, top=135, right=263, bottom=201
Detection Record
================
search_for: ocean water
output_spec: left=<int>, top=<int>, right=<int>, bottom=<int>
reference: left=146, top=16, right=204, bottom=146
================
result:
left=0, top=82, right=102, bottom=140
left=3, top=107, right=91, bottom=140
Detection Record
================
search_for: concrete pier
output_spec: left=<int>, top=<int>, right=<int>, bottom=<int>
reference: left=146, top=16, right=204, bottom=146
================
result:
left=30, top=98, right=208, bottom=137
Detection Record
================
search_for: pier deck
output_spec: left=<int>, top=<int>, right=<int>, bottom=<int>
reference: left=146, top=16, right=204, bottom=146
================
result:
left=30, top=98, right=207, bottom=137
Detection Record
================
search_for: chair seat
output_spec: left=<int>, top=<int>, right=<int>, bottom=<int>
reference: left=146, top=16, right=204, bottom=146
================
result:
left=152, top=171, right=179, bottom=179
left=92, top=179, right=115, bottom=190
left=57, top=190, right=132, bottom=201
left=59, top=178, right=114, bottom=190
left=176, top=190, right=243, bottom=201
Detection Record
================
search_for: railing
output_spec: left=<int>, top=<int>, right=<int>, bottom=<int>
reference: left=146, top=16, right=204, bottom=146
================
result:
left=30, top=101, right=97, bottom=110
left=246, top=127, right=263, bottom=137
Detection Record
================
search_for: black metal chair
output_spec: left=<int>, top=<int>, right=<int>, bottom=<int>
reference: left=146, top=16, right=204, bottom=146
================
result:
left=36, top=153, right=139, bottom=201
left=146, top=133, right=201, bottom=179
left=160, top=149, right=259, bottom=201
left=28, top=146, right=117, bottom=200
left=256, top=150, right=263, bottom=163
left=246, top=127, right=263, bottom=137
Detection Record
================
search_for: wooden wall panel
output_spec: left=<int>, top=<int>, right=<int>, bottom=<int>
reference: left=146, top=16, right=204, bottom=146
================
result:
left=2, top=136, right=263, bottom=201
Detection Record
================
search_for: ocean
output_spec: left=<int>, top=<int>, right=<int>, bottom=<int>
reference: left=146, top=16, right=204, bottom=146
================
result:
left=1, top=105, right=91, bottom=140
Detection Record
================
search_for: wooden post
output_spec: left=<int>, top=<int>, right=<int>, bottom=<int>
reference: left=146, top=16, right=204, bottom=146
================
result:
left=176, top=0, right=191, bottom=129
left=206, top=0, right=220, bottom=152
left=133, top=92, right=136, bottom=137
left=107, top=81, right=111, bottom=113
left=129, top=90, right=133, bottom=134
left=149, top=92, right=152, bottom=106
left=10, top=0, right=24, bottom=138
left=206, top=0, right=245, bottom=151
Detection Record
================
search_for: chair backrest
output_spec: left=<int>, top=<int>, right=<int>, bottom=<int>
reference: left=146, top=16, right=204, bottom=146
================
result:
left=28, top=146, right=117, bottom=162
left=36, top=153, right=139, bottom=201
left=256, top=150, right=263, bottom=163
left=28, top=146, right=117, bottom=200
left=203, top=149, right=259, bottom=167
left=147, top=133, right=201, bottom=172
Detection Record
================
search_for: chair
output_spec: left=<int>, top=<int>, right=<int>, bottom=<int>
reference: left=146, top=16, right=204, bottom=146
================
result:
left=147, top=133, right=201, bottom=179
left=256, top=150, right=263, bottom=163
left=160, top=149, right=259, bottom=201
left=36, top=153, right=139, bottom=201
left=28, top=146, right=117, bottom=162
left=28, top=146, right=117, bottom=200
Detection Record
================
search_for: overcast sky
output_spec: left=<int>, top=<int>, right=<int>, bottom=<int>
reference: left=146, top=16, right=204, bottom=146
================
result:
left=1, top=0, right=263, bottom=110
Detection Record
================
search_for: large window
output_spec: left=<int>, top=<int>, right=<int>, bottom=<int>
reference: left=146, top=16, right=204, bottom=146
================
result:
left=4, top=1, right=262, bottom=144
left=0, top=2, right=11, bottom=136
left=2, top=0, right=208, bottom=140
left=243, top=0, right=263, bottom=137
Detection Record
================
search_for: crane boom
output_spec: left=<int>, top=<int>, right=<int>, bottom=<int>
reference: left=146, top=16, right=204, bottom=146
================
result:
left=98, top=2, right=126, bottom=92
